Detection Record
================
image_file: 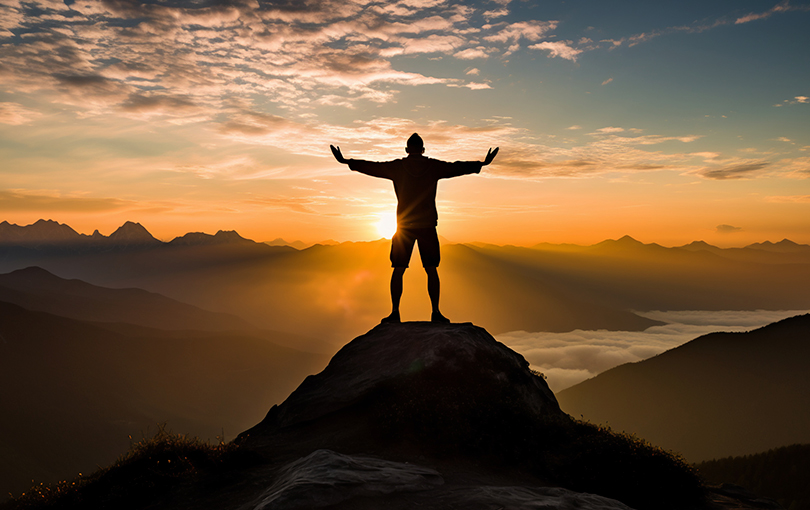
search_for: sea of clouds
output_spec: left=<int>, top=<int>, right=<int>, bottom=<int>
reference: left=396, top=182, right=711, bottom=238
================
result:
left=496, top=310, right=810, bottom=392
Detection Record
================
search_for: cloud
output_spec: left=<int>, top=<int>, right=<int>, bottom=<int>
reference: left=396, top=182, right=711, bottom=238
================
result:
left=0, top=0, right=568, bottom=118
left=601, top=77, right=613, bottom=85
left=603, top=2, right=807, bottom=51
left=528, top=40, right=583, bottom=61
left=735, top=0, right=796, bottom=24
left=700, top=162, right=769, bottom=180
left=482, top=8, right=509, bottom=21
left=497, top=309, right=808, bottom=391
left=765, top=195, right=810, bottom=203
left=716, top=224, right=742, bottom=233
left=595, top=126, right=624, bottom=134
left=0, top=102, right=42, bottom=125
left=0, top=190, right=130, bottom=212
left=465, top=68, right=480, bottom=75
left=775, top=95, right=809, bottom=107
left=566, top=125, right=582, bottom=130
left=483, top=21, right=557, bottom=44
left=454, top=47, right=489, bottom=60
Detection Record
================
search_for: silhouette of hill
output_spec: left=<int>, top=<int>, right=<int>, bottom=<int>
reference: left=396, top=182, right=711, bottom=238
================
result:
left=557, top=314, right=810, bottom=462
left=0, top=267, right=253, bottom=331
left=0, top=219, right=82, bottom=245
left=746, top=239, right=810, bottom=254
left=4, top=323, right=710, bottom=510
left=696, top=443, right=810, bottom=510
left=106, top=221, right=161, bottom=246
left=0, top=300, right=329, bottom=500
left=168, top=230, right=258, bottom=247
left=265, top=238, right=308, bottom=250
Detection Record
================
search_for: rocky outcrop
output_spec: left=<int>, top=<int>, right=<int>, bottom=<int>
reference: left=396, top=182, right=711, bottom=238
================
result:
left=244, top=449, right=635, bottom=510
left=238, top=321, right=562, bottom=447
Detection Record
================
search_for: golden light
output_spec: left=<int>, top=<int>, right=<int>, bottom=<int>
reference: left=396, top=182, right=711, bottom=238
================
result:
left=375, top=212, right=397, bottom=239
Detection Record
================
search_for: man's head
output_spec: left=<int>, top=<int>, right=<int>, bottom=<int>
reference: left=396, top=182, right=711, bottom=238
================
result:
left=406, top=133, right=425, bottom=154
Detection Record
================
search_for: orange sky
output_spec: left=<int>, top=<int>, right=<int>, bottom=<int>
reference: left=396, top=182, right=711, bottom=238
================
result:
left=1, top=0, right=809, bottom=247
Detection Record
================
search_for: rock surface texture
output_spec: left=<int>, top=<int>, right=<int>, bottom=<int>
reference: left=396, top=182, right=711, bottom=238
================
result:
left=244, top=449, right=635, bottom=510
left=239, top=321, right=561, bottom=444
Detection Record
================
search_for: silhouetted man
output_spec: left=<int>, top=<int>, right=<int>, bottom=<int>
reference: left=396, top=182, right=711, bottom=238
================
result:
left=330, top=133, right=498, bottom=323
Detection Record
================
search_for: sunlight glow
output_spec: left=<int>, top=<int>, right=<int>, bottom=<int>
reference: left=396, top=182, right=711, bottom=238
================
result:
left=376, top=212, right=397, bottom=239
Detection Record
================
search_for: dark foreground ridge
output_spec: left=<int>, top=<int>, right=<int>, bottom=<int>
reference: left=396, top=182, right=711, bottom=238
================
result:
left=8, top=322, right=718, bottom=510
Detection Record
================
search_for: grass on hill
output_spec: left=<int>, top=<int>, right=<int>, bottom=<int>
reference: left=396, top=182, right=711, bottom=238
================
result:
left=2, top=424, right=259, bottom=510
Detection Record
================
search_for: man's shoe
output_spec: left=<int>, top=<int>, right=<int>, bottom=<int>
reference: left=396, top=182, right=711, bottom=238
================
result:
left=381, top=311, right=401, bottom=324
left=431, top=311, right=450, bottom=323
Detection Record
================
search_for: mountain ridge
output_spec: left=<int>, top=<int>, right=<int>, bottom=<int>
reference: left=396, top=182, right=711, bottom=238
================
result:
left=557, top=313, right=810, bottom=462
left=3, top=219, right=809, bottom=251
left=0, top=266, right=254, bottom=331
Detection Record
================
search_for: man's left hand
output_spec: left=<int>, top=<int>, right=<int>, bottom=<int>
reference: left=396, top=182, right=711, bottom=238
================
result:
left=483, top=147, right=499, bottom=166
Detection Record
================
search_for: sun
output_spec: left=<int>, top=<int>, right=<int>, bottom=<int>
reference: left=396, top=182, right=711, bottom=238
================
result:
left=375, top=212, right=397, bottom=239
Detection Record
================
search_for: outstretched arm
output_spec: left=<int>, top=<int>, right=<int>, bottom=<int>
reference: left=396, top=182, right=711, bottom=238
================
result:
left=330, top=145, right=348, bottom=164
left=436, top=147, right=499, bottom=179
left=331, top=145, right=395, bottom=179
left=483, top=147, right=499, bottom=166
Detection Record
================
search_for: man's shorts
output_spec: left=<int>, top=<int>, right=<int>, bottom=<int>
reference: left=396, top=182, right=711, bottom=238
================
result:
left=390, top=227, right=440, bottom=268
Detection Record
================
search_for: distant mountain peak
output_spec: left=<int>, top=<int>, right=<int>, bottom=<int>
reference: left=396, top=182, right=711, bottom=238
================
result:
left=745, top=238, right=809, bottom=253
left=266, top=238, right=308, bottom=249
left=0, top=218, right=80, bottom=244
left=214, top=230, right=253, bottom=243
left=169, top=229, right=256, bottom=246
left=108, top=221, right=161, bottom=245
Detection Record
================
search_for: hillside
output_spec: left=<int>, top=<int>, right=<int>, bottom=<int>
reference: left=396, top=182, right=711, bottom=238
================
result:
left=696, top=443, right=810, bottom=510
left=0, top=267, right=253, bottom=331
left=0, top=300, right=329, bottom=499
left=557, top=314, right=810, bottom=462
left=3, top=322, right=707, bottom=510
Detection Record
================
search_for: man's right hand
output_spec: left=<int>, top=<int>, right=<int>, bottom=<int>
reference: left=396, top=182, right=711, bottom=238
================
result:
left=483, top=147, right=499, bottom=166
left=330, top=145, right=347, bottom=164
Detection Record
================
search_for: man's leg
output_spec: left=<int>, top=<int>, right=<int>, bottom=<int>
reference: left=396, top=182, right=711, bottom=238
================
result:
left=425, top=266, right=449, bottom=323
left=382, top=267, right=406, bottom=323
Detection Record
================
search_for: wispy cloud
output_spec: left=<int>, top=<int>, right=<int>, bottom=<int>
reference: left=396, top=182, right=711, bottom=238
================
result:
left=603, top=1, right=809, bottom=50
left=735, top=0, right=800, bottom=24
left=716, top=224, right=742, bottom=233
left=0, top=102, right=42, bottom=125
left=528, top=40, right=583, bottom=61
left=774, top=95, right=809, bottom=107
left=701, top=162, right=769, bottom=180
left=0, top=190, right=130, bottom=212
left=765, top=195, right=810, bottom=203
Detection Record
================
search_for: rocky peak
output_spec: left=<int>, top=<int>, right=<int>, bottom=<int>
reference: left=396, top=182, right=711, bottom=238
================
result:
left=0, top=219, right=81, bottom=244
left=239, top=322, right=561, bottom=446
left=235, top=322, right=706, bottom=510
left=107, top=221, right=161, bottom=245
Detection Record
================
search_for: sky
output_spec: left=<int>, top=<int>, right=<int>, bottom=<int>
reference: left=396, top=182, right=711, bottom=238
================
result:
left=497, top=309, right=810, bottom=392
left=1, top=0, right=809, bottom=245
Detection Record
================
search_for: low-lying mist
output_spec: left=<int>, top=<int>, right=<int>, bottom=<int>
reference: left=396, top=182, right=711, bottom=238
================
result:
left=497, top=309, right=810, bottom=392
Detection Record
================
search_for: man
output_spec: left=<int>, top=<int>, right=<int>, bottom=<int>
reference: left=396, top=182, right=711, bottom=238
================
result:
left=330, top=133, right=498, bottom=323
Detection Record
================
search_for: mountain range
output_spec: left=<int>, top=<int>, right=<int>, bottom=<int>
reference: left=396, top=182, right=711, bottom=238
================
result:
left=2, top=220, right=809, bottom=345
